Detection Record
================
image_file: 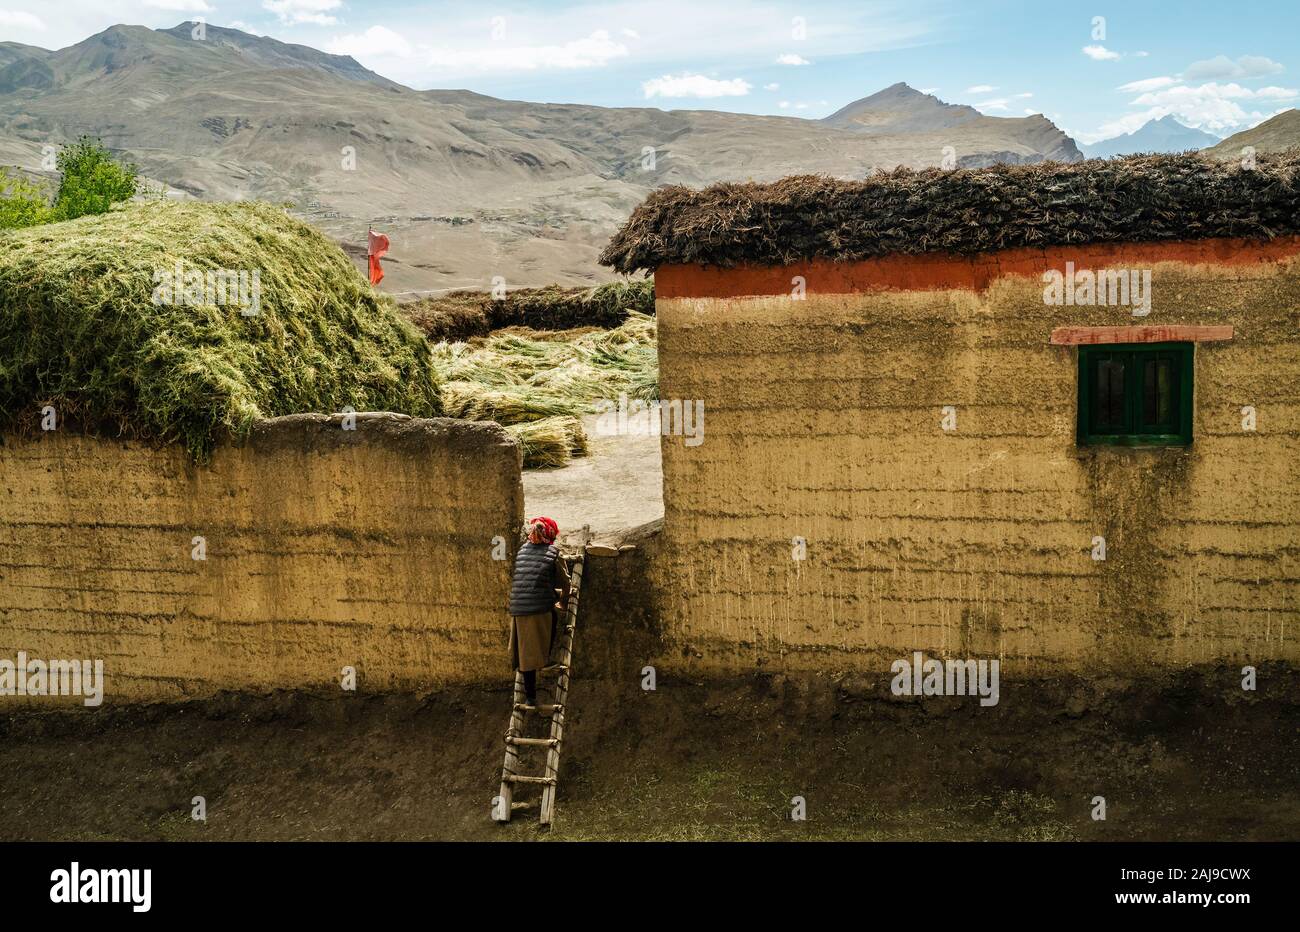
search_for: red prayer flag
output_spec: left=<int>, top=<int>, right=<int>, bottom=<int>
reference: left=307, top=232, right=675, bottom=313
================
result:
left=367, top=229, right=390, bottom=286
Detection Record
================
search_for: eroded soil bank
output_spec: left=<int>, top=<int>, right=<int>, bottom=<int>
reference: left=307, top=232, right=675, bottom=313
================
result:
left=1, top=666, right=1296, bottom=841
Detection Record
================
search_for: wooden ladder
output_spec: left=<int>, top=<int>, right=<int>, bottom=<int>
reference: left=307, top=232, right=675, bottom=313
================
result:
left=495, top=551, right=584, bottom=827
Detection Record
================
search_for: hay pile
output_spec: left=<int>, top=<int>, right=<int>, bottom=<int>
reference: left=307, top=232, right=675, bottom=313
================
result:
left=502, top=416, right=591, bottom=469
left=433, top=312, right=657, bottom=468
left=0, top=200, right=440, bottom=460
left=599, top=151, right=1300, bottom=273
left=405, top=279, right=653, bottom=343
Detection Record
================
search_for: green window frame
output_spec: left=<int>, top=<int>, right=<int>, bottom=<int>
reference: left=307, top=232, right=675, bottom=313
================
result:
left=1077, top=342, right=1193, bottom=446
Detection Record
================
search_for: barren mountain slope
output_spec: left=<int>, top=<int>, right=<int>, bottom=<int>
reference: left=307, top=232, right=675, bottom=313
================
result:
left=0, top=24, right=1084, bottom=291
left=1207, top=109, right=1300, bottom=158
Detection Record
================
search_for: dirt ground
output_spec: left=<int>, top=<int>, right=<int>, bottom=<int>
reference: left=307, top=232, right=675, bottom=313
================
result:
left=522, top=414, right=663, bottom=546
left=2, top=666, right=1296, bottom=841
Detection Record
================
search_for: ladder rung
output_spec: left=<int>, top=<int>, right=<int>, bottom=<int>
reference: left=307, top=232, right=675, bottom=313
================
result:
left=499, top=557, right=583, bottom=826
left=507, top=736, right=559, bottom=748
left=514, top=703, right=563, bottom=714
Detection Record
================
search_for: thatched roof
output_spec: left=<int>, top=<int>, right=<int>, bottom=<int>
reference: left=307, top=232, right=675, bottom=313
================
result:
left=599, top=152, right=1300, bottom=274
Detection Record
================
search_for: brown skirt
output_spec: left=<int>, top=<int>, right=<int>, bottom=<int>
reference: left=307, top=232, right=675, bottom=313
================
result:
left=510, top=612, right=554, bottom=672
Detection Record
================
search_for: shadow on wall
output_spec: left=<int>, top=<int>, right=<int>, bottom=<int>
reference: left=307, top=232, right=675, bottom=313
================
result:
left=574, top=519, right=667, bottom=681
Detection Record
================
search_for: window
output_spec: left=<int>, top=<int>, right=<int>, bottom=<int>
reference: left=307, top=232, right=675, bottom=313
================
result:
left=1077, top=342, right=1193, bottom=446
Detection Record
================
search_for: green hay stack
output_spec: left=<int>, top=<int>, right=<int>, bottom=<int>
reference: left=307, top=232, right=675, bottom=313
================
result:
left=0, top=200, right=440, bottom=460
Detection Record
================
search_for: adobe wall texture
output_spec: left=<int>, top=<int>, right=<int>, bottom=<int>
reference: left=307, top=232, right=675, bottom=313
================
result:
left=0, top=414, right=523, bottom=704
left=650, top=247, right=1300, bottom=675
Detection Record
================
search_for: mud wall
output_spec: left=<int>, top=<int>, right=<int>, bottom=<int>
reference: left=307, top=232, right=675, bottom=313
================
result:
left=0, top=414, right=523, bottom=704
left=651, top=246, right=1300, bottom=675
left=572, top=522, right=667, bottom=683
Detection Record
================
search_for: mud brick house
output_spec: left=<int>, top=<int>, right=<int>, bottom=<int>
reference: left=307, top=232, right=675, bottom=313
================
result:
left=602, top=153, right=1300, bottom=676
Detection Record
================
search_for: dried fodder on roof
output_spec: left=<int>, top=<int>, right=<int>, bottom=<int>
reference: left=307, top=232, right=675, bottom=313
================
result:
left=599, top=151, right=1300, bottom=274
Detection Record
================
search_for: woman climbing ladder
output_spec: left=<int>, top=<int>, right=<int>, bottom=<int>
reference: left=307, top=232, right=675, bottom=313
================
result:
left=508, top=517, right=570, bottom=706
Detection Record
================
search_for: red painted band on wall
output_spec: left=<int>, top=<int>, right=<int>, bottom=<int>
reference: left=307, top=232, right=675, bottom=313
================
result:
left=655, top=236, right=1300, bottom=299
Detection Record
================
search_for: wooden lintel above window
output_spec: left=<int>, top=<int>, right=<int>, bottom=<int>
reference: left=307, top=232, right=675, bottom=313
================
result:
left=1050, top=325, right=1234, bottom=346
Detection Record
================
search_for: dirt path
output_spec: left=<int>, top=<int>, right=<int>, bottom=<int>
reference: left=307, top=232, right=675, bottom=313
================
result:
left=522, top=414, right=663, bottom=546
left=3, top=669, right=1296, bottom=841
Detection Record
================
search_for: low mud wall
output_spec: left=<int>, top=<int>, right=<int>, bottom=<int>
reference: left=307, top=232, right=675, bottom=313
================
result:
left=0, top=414, right=523, bottom=704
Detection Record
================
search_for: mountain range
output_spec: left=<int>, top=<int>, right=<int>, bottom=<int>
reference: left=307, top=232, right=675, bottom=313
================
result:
left=0, top=23, right=1087, bottom=292
left=1079, top=115, right=1220, bottom=158
left=0, top=23, right=1293, bottom=291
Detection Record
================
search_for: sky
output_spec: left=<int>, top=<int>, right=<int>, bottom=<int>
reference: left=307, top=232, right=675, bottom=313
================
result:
left=0, top=0, right=1296, bottom=143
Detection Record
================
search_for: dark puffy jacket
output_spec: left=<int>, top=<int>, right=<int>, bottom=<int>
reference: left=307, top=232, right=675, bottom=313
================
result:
left=509, top=542, right=562, bottom=616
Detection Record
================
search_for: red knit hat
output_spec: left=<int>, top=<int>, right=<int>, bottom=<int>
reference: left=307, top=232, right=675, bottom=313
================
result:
left=529, top=517, right=559, bottom=543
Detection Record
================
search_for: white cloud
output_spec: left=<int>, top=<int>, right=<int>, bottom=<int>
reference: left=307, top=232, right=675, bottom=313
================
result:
left=1023, top=108, right=1037, bottom=115
left=776, top=53, right=810, bottom=65
left=965, top=84, right=996, bottom=93
left=327, top=26, right=415, bottom=59
left=142, top=0, right=212, bottom=11
left=919, top=87, right=938, bottom=95
left=1130, top=81, right=1298, bottom=108
left=1134, top=51, right=1149, bottom=58
left=1073, top=114, right=1154, bottom=142
left=777, top=99, right=828, bottom=112
left=643, top=73, right=751, bottom=99
left=0, top=9, right=45, bottom=29
left=1080, top=80, right=1298, bottom=142
left=429, top=30, right=629, bottom=71
left=763, top=82, right=779, bottom=91
left=1184, top=54, right=1284, bottom=81
left=1237, top=55, right=1285, bottom=76
left=1014, top=92, right=1032, bottom=98
left=1252, top=85, right=1300, bottom=99
left=263, top=0, right=342, bottom=26
left=212, top=0, right=938, bottom=88
left=1118, top=76, right=1178, bottom=93
left=975, top=98, right=1009, bottom=111
left=1082, top=45, right=1121, bottom=61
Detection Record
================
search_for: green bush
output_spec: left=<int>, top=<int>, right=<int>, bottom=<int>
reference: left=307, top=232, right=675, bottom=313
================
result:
left=51, top=137, right=139, bottom=221
left=0, top=169, right=53, bottom=229
left=0, top=138, right=139, bottom=230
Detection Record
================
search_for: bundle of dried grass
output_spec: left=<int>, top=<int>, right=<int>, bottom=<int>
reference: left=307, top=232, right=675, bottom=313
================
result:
left=431, top=312, right=656, bottom=468
left=505, top=416, right=588, bottom=469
